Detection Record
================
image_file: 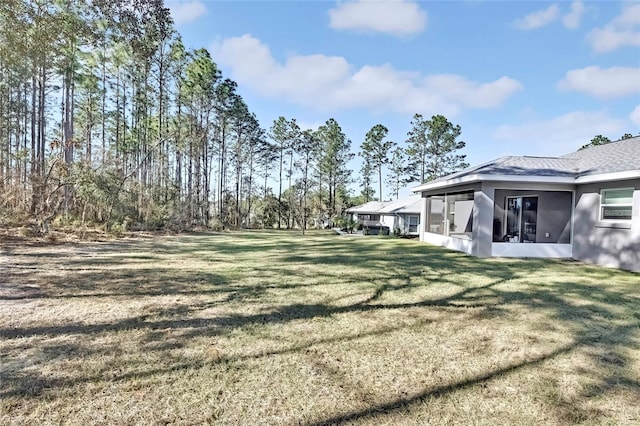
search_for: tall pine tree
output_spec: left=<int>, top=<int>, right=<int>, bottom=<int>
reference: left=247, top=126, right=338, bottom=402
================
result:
left=406, top=114, right=468, bottom=183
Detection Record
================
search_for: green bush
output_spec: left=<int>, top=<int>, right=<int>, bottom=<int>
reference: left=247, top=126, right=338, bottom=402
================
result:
left=346, top=218, right=358, bottom=233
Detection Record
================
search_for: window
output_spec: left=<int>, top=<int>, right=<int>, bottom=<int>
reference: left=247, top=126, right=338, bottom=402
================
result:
left=447, top=192, right=474, bottom=237
left=600, top=188, right=633, bottom=221
left=426, top=192, right=474, bottom=238
left=427, top=196, right=445, bottom=234
left=408, top=215, right=419, bottom=233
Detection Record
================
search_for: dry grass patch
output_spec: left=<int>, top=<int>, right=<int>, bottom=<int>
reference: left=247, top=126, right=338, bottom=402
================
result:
left=1, top=230, right=639, bottom=425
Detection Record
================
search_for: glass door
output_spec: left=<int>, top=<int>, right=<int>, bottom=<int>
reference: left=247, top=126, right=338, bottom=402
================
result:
left=522, top=197, right=538, bottom=242
left=505, top=196, right=538, bottom=243
left=506, top=197, right=522, bottom=242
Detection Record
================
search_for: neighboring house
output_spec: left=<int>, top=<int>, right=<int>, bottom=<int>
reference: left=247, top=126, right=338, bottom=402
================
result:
left=412, top=136, right=640, bottom=273
left=346, top=196, right=421, bottom=236
left=378, top=195, right=422, bottom=236
left=346, top=200, right=390, bottom=234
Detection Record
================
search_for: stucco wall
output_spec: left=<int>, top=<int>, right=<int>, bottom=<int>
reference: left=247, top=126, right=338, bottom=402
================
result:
left=382, top=213, right=420, bottom=235
left=573, top=179, right=640, bottom=273
left=472, top=186, right=494, bottom=257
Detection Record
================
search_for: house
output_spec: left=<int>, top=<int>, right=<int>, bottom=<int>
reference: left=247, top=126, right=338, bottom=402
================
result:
left=346, top=200, right=391, bottom=234
left=346, top=196, right=422, bottom=235
left=412, top=136, right=640, bottom=273
left=378, top=195, right=422, bottom=236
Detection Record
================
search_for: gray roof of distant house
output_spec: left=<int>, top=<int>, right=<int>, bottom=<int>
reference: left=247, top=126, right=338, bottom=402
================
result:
left=345, top=201, right=390, bottom=214
left=413, top=136, right=640, bottom=192
left=378, top=196, right=422, bottom=214
left=347, top=196, right=422, bottom=215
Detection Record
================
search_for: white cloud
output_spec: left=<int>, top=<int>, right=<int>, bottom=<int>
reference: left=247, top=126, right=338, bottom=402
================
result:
left=513, top=4, right=560, bottom=30
left=212, top=34, right=522, bottom=116
left=328, top=0, right=427, bottom=36
left=587, top=4, right=640, bottom=53
left=168, top=1, right=206, bottom=26
left=630, top=105, right=640, bottom=126
left=563, top=1, right=585, bottom=29
left=494, top=111, right=626, bottom=154
left=612, top=3, right=640, bottom=27
left=558, top=66, right=640, bottom=98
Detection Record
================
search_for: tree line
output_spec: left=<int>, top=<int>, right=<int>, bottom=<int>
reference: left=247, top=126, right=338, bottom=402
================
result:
left=0, top=0, right=469, bottom=234
left=579, top=133, right=637, bottom=151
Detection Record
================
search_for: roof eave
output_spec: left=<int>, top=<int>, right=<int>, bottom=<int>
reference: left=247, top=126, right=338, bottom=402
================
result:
left=412, top=174, right=576, bottom=193
left=576, top=170, right=640, bottom=184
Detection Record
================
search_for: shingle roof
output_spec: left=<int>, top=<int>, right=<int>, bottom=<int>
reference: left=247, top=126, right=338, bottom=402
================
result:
left=428, top=156, right=578, bottom=184
left=378, top=195, right=422, bottom=214
left=413, top=136, right=640, bottom=192
left=345, top=200, right=390, bottom=214
left=561, top=136, right=640, bottom=176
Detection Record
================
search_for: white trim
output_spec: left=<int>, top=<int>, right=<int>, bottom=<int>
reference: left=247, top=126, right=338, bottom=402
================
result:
left=412, top=174, right=575, bottom=193
left=491, top=243, right=572, bottom=258
left=576, top=170, right=640, bottom=184
left=407, top=215, right=420, bottom=234
left=570, top=190, right=575, bottom=246
left=411, top=170, right=640, bottom=194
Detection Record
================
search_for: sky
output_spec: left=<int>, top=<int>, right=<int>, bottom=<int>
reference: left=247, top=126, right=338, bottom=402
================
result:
left=165, top=0, right=640, bottom=197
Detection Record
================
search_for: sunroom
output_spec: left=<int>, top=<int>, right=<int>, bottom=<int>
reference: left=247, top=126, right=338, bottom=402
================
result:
left=420, top=182, right=575, bottom=259
left=489, top=188, right=573, bottom=258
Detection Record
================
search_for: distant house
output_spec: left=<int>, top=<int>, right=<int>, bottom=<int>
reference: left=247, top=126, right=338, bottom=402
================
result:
left=412, top=136, right=640, bottom=273
left=346, top=200, right=390, bottom=234
left=378, top=195, right=422, bottom=236
left=346, top=196, right=421, bottom=236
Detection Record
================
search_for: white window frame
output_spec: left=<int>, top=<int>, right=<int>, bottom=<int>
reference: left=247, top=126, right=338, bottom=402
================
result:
left=599, top=188, right=633, bottom=222
left=408, top=215, right=419, bottom=233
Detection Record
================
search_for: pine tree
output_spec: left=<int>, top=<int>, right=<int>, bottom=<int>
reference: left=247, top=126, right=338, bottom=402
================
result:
left=386, top=146, right=409, bottom=199
left=360, top=124, right=394, bottom=201
left=406, top=114, right=468, bottom=183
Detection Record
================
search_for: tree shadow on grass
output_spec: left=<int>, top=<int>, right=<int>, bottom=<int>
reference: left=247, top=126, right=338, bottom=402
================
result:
left=0, top=268, right=232, bottom=300
left=0, top=315, right=441, bottom=399
left=1, top=231, right=638, bottom=422
left=297, top=272, right=640, bottom=424
left=307, top=324, right=640, bottom=426
left=3, top=270, right=637, bottom=406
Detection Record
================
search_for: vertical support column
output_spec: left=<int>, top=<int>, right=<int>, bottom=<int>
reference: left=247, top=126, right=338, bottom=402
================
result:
left=473, top=184, right=495, bottom=257
left=420, top=195, right=427, bottom=242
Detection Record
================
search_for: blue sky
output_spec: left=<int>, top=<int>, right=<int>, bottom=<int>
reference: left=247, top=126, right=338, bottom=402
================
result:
left=166, top=0, right=640, bottom=197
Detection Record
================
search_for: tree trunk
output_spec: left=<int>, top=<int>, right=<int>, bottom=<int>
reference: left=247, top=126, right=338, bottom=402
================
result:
left=378, top=164, right=382, bottom=202
left=277, top=145, right=283, bottom=229
left=247, top=144, right=254, bottom=228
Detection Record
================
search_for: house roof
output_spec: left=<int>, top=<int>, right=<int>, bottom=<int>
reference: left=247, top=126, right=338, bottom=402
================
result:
left=345, top=200, right=390, bottom=214
left=561, top=136, right=640, bottom=176
left=378, top=195, right=422, bottom=214
left=413, top=136, right=640, bottom=193
left=346, top=196, right=422, bottom=215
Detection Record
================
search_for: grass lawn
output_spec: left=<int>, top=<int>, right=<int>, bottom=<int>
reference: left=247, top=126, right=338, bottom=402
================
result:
left=1, top=230, right=639, bottom=425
